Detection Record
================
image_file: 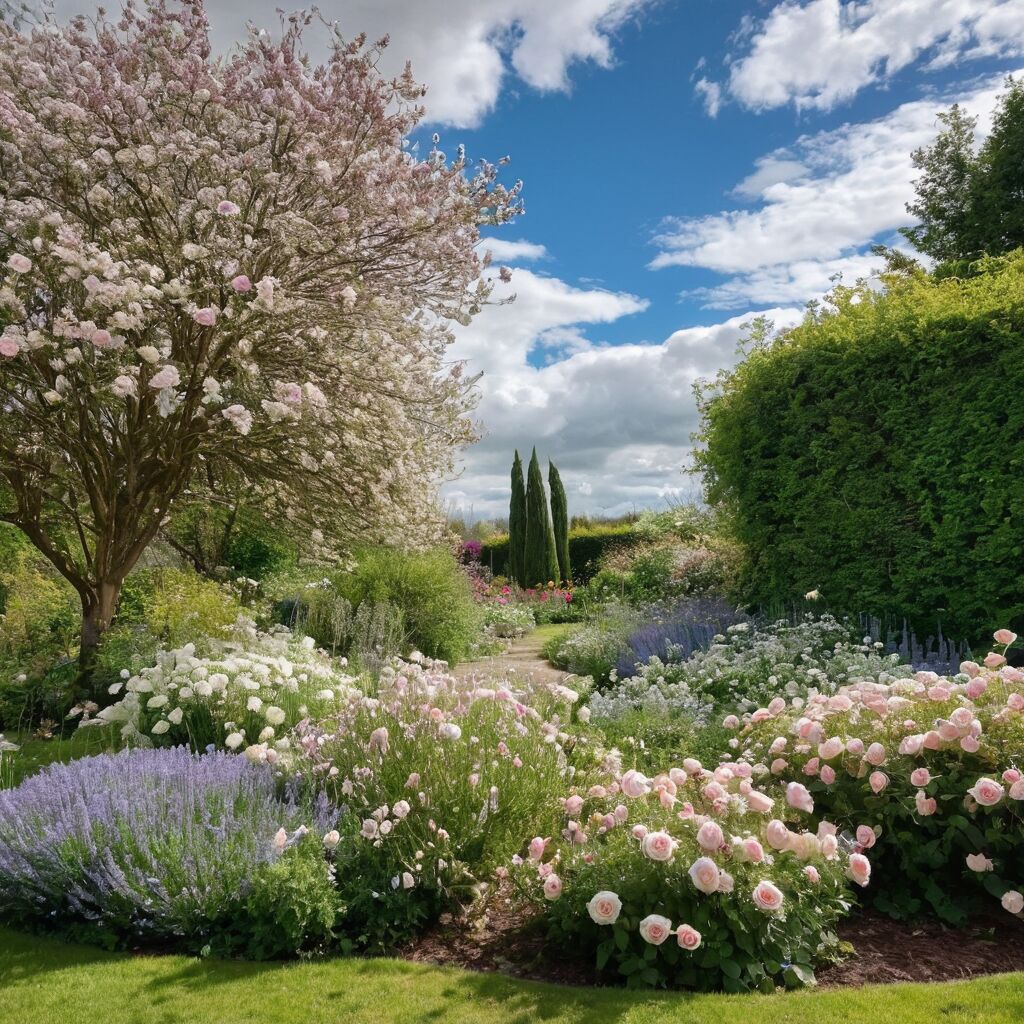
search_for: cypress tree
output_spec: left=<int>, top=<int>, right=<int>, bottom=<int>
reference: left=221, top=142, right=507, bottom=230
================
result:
left=548, top=460, right=571, bottom=584
left=508, top=450, right=527, bottom=585
left=524, top=447, right=557, bottom=587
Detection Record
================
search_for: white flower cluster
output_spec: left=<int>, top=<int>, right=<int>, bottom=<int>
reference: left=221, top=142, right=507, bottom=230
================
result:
left=91, top=624, right=358, bottom=757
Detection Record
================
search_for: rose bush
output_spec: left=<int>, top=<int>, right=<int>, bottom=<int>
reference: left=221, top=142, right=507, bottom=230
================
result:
left=729, top=630, right=1024, bottom=923
left=515, top=753, right=863, bottom=991
left=291, top=654, right=589, bottom=950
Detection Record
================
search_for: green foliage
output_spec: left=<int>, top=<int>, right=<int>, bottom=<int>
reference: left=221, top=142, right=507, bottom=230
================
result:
left=545, top=604, right=642, bottom=684
left=508, top=450, right=527, bottom=586
left=290, top=586, right=405, bottom=669
left=524, top=448, right=558, bottom=587
left=902, top=78, right=1024, bottom=268
left=481, top=522, right=638, bottom=583
left=336, top=548, right=481, bottom=664
left=695, top=252, right=1024, bottom=641
left=548, top=461, right=571, bottom=584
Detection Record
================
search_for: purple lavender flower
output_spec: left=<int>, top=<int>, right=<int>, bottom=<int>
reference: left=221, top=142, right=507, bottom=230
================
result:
left=0, top=747, right=336, bottom=943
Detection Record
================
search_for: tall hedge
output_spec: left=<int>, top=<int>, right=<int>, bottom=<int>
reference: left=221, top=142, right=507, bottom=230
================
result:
left=524, top=448, right=558, bottom=587
left=548, top=461, right=571, bottom=584
left=508, top=450, right=527, bottom=586
left=695, top=253, right=1024, bottom=642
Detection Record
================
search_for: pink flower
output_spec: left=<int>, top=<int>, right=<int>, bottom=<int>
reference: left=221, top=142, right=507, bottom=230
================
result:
left=586, top=891, right=622, bottom=925
left=966, top=853, right=994, bottom=872
left=856, top=825, right=877, bottom=849
left=676, top=924, right=702, bottom=950
left=149, top=365, right=180, bottom=390
left=847, top=853, right=871, bottom=887
left=865, top=742, right=887, bottom=766
left=722, top=715, right=740, bottom=729
left=910, top=767, right=932, bottom=787
left=0, top=337, right=19, bottom=358
left=542, top=874, right=562, bottom=900
left=696, top=820, right=724, bottom=851
left=965, top=678, right=988, bottom=699
left=638, top=914, right=672, bottom=945
left=747, top=789, right=774, bottom=813
left=90, top=328, right=113, bottom=348
left=752, top=880, right=784, bottom=912
left=564, top=794, right=584, bottom=816
left=688, top=856, right=721, bottom=894
left=960, top=735, right=981, bottom=753
left=915, top=790, right=937, bottom=816
left=785, top=781, right=814, bottom=813
left=631, top=824, right=649, bottom=841
left=819, top=765, right=836, bottom=785
left=620, top=769, right=651, bottom=798
left=405, top=772, right=420, bottom=788
left=193, top=306, right=217, bottom=326
left=217, top=200, right=240, bottom=215
left=741, top=837, right=765, bottom=863
left=1003, top=769, right=1022, bottom=784
left=231, top=274, right=252, bottom=292
left=994, top=629, right=1018, bottom=646
left=818, top=737, right=844, bottom=760
left=642, top=830, right=676, bottom=862
left=804, top=865, right=820, bottom=884
left=528, top=836, right=548, bottom=861
left=869, top=771, right=889, bottom=794
left=821, top=834, right=839, bottom=859
left=1002, top=890, right=1024, bottom=914
left=765, top=819, right=791, bottom=851
left=968, top=777, right=1005, bottom=807
left=984, top=652, right=1007, bottom=669
left=6, top=253, right=31, bottom=273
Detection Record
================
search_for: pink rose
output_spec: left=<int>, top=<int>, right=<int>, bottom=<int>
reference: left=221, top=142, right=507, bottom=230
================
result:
left=696, top=820, right=724, bottom=851
left=994, top=629, right=1018, bottom=646
left=856, top=825, right=877, bottom=849
left=747, top=789, right=774, bottom=813
left=0, top=337, right=19, bottom=358
left=910, top=768, right=931, bottom=787
left=676, top=924, right=702, bottom=950
left=1011, top=779, right=1024, bottom=801
left=717, top=870, right=735, bottom=893
left=90, top=328, right=113, bottom=348
left=869, top=771, right=888, bottom=794
left=639, top=914, right=672, bottom=945
left=847, top=853, right=871, bottom=887
left=915, top=790, right=937, bottom=816
left=586, top=890, right=622, bottom=925
left=960, top=735, right=980, bottom=753
left=231, top=274, right=253, bottom=292
left=564, top=795, right=584, bottom=816
left=818, top=737, right=844, bottom=760
left=631, top=824, right=649, bottom=841
left=968, top=778, right=1004, bottom=807
left=821, top=834, right=839, bottom=859
left=819, top=765, right=837, bottom=785
left=688, top=856, right=721, bottom=894
left=765, top=819, right=791, bottom=852
left=865, top=743, right=887, bottom=766
left=966, top=853, right=994, bottom=872
left=723, top=715, right=740, bottom=729
left=984, top=652, right=1007, bottom=669
left=803, top=865, right=820, bottom=884
left=785, top=781, right=814, bottom=813
left=1001, top=890, right=1024, bottom=915
left=742, top=838, right=765, bottom=863
left=1002, top=769, right=1022, bottom=784
left=192, top=306, right=217, bottom=326
left=620, top=769, right=651, bottom=799
left=528, top=837, right=548, bottom=861
left=6, top=253, right=31, bottom=273
left=960, top=660, right=981, bottom=677
left=965, top=678, right=988, bottom=699
left=642, top=830, right=676, bottom=862
left=752, top=880, right=784, bottom=912
left=543, top=874, right=562, bottom=900
left=846, top=738, right=865, bottom=755
left=770, top=758, right=789, bottom=775
left=149, top=365, right=180, bottom=390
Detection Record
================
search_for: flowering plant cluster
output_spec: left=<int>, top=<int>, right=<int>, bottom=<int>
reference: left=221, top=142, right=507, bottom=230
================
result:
left=87, top=623, right=358, bottom=754
left=482, top=600, right=536, bottom=639
left=0, top=747, right=339, bottom=956
left=730, top=629, right=1024, bottom=923
left=590, top=616, right=913, bottom=727
left=515, top=752, right=866, bottom=991
left=291, top=654, right=589, bottom=950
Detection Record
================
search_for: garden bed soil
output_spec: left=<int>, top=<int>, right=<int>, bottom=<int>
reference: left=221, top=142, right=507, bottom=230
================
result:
left=402, top=893, right=1024, bottom=990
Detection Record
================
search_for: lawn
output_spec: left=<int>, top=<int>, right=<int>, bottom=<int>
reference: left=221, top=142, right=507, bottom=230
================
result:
left=1, top=927, right=1022, bottom=1024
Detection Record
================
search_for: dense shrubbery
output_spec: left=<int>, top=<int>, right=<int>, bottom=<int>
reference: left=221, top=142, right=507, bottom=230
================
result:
left=481, top=523, right=638, bottom=583
left=516, top=753, right=864, bottom=991
left=695, top=254, right=1024, bottom=642
left=732, top=630, right=1024, bottom=924
left=0, top=747, right=338, bottom=957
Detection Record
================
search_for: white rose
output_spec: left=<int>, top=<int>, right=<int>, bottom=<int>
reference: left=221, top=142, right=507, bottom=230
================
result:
left=586, top=890, right=622, bottom=925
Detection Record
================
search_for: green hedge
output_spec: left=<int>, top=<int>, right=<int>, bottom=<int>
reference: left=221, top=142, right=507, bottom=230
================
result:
left=695, top=253, right=1024, bottom=643
left=480, top=523, right=638, bottom=583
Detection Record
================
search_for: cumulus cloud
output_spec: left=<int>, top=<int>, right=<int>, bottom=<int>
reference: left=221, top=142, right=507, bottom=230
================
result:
left=444, top=263, right=802, bottom=516
left=725, top=0, right=1024, bottom=113
left=651, top=71, right=1016, bottom=307
left=46, top=0, right=652, bottom=128
left=477, top=238, right=550, bottom=262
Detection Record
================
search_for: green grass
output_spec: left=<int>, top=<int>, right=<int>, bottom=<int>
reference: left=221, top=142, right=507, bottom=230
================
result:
left=1, top=926, right=1022, bottom=1024
left=531, top=622, right=574, bottom=645
left=2, top=726, right=118, bottom=786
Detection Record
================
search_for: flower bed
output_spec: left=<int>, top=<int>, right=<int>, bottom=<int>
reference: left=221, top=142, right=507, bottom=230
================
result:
left=513, top=753, right=867, bottom=991
left=730, top=630, right=1024, bottom=923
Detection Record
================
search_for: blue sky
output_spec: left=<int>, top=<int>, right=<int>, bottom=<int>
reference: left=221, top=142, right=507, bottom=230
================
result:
left=49, top=0, right=1024, bottom=516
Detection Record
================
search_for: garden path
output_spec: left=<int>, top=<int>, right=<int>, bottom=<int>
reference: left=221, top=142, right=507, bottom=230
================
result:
left=452, top=630, right=574, bottom=687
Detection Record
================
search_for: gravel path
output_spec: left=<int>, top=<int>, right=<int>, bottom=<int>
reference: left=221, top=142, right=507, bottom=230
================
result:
left=452, top=630, right=574, bottom=687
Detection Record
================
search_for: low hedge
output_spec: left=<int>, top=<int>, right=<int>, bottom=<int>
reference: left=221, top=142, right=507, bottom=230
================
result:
left=479, top=523, right=638, bottom=583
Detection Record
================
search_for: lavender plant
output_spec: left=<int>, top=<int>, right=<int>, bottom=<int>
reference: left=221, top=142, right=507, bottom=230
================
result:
left=0, top=747, right=338, bottom=954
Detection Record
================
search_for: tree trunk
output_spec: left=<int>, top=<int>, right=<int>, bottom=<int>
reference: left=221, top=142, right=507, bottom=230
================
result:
left=77, top=579, right=123, bottom=701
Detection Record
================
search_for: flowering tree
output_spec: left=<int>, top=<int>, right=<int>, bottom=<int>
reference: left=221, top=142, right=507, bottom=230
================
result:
left=0, top=1, right=520, bottom=686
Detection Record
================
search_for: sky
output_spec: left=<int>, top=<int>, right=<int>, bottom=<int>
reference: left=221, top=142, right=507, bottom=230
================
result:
left=48, top=1, right=1024, bottom=518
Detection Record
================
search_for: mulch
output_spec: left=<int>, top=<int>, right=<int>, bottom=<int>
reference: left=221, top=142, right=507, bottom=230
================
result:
left=401, top=889, right=1024, bottom=989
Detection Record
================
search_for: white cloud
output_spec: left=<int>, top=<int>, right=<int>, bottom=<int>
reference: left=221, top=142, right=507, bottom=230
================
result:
left=651, top=72, right=1016, bottom=307
left=46, top=0, right=652, bottom=128
left=726, top=0, right=1024, bottom=113
left=477, top=238, right=550, bottom=263
left=694, top=78, right=723, bottom=117
left=444, top=267, right=802, bottom=516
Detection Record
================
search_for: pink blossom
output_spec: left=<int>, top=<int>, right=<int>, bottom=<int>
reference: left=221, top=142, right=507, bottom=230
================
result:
left=676, top=924, right=702, bottom=950
left=994, top=629, right=1018, bottom=646
left=968, top=777, right=1005, bottom=807
left=984, top=652, right=1007, bottom=669
left=642, top=830, right=676, bottom=862
left=148, top=365, right=180, bottom=390
left=688, top=856, right=720, bottom=894
left=910, top=767, right=932, bottom=787
left=819, top=765, right=836, bottom=785
left=6, top=253, right=31, bottom=273
left=0, top=338, right=19, bottom=358
left=639, top=913, right=672, bottom=945
left=542, top=874, right=562, bottom=900
left=966, top=853, right=994, bottom=872
left=1002, top=890, right=1024, bottom=914
left=752, top=880, right=784, bottom=912
left=856, top=825, right=876, bottom=849
left=231, top=274, right=252, bottom=292
left=785, top=781, right=814, bottom=813
left=847, top=853, right=871, bottom=887
left=563, top=795, right=584, bottom=816
left=869, top=771, right=889, bottom=794
left=915, top=790, right=937, bottom=816
left=217, top=200, right=240, bottom=215
left=804, top=865, right=820, bottom=884
left=192, top=307, right=217, bottom=326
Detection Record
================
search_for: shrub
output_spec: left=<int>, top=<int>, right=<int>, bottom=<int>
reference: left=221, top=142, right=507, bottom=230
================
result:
left=695, top=254, right=1024, bottom=641
left=483, top=601, right=535, bottom=638
left=516, top=754, right=863, bottom=991
left=731, top=629, right=1024, bottom=924
left=90, top=624, right=358, bottom=752
left=293, top=655, right=585, bottom=951
left=0, top=747, right=338, bottom=956
left=336, top=548, right=481, bottom=664
left=546, top=604, right=644, bottom=684
left=480, top=523, right=639, bottom=583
